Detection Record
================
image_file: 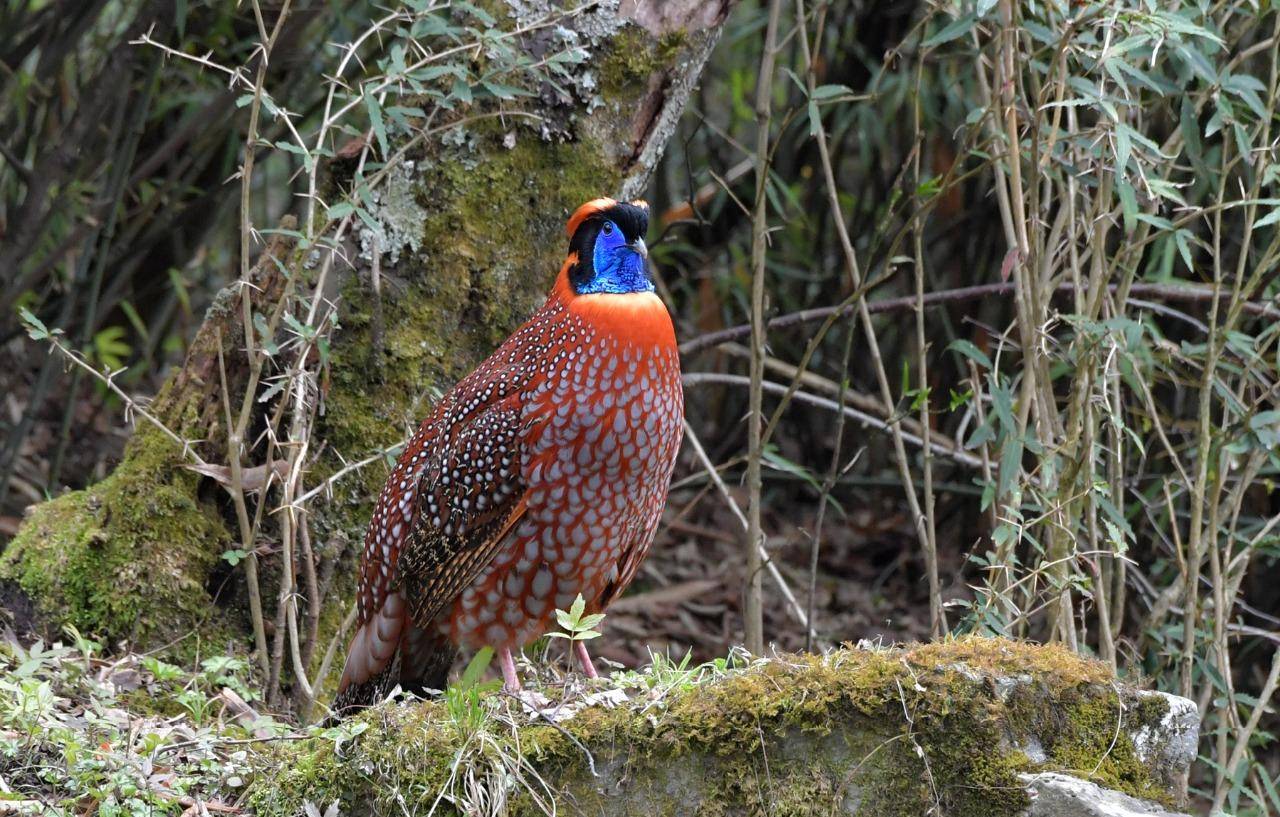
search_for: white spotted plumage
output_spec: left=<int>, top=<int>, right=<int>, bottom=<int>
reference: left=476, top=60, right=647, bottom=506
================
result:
left=335, top=197, right=679, bottom=711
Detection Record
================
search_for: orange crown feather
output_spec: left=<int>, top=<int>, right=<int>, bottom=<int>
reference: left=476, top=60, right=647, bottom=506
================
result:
left=565, top=197, right=650, bottom=239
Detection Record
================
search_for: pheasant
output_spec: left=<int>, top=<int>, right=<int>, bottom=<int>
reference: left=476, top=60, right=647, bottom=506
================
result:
left=333, top=197, right=683, bottom=714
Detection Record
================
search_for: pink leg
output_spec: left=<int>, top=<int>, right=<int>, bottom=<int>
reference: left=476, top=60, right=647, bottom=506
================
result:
left=498, top=647, right=522, bottom=692
left=574, top=640, right=599, bottom=679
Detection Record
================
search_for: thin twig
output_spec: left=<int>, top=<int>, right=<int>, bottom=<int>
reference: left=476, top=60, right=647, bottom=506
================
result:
left=678, top=281, right=1280, bottom=356
left=742, top=0, right=786, bottom=656
left=682, top=419, right=813, bottom=636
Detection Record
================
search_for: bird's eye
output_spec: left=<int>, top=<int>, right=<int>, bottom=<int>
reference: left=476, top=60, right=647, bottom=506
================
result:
left=602, top=221, right=614, bottom=235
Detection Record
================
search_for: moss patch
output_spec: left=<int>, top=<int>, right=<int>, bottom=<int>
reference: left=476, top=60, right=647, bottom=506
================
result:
left=0, top=425, right=237, bottom=657
left=247, top=638, right=1184, bottom=817
left=599, top=25, right=689, bottom=97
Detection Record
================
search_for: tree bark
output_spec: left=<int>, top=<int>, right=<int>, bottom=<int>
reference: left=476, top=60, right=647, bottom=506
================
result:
left=0, top=0, right=732, bottom=676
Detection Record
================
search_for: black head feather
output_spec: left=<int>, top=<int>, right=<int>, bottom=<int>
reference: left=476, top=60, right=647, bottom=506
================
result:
left=567, top=201, right=650, bottom=292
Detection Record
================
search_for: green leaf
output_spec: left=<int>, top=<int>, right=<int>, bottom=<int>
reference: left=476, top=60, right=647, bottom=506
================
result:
left=93, top=326, right=131, bottom=371
left=781, top=68, right=806, bottom=95
left=1180, top=96, right=1203, bottom=165
left=1116, top=178, right=1137, bottom=235
left=1174, top=229, right=1194, bottom=270
left=922, top=13, right=977, bottom=48
left=1223, top=73, right=1268, bottom=120
left=996, top=434, right=1024, bottom=499
left=450, top=77, right=473, bottom=105
left=410, top=13, right=454, bottom=38
left=966, top=416, right=996, bottom=450
left=458, top=646, right=493, bottom=690
left=364, top=89, right=388, bottom=157
left=480, top=80, right=527, bottom=100
left=1145, top=179, right=1187, bottom=207
left=168, top=268, right=192, bottom=314
left=989, top=376, right=1015, bottom=434
left=811, top=83, right=853, bottom=101
left=355, top=206, right=381, bottom=237
left=1248, top=410, right=1280, bottom=431
left=274, top=140, right=310, bottom=157
left=1206, top=98, right=1230, bottom=138
left=18, top=306, right=50, bottom=341
left=453, top=0, right=495, bottom=25
left=1152, top=10, right=1223, bottom=46
left=1136, top=212, right=1174, bottom=230
left=762, top=446, right=819, bottom=494
left=1021, top=19, right=1055, bottom=44
left=1114, top=125, right=1131, bottom=174
left=118, top=300, right=150, bottom=346
left=1107, top=57, right=1165, bottom=95
left=327, top=201, right=355, bottom=220
left=946, top=338, right=992, bottom=370
left=253, top=311, right=278, bottom=356
left=283, top=311, right=313, bottom=340
left=1255, top=208, right=1280, bottom=228
left=1233, top=123, right=1252, bottom=168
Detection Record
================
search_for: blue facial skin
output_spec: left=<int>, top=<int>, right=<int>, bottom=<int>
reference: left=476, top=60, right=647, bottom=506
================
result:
left=578, top=220, right=652, bottom=295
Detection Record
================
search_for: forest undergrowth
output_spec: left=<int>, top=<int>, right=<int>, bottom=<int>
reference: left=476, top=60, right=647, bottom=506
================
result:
left=1, top=0, right=1278, bottom=815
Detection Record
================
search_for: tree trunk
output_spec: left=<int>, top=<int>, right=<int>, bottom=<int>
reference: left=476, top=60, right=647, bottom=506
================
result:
left=0, top=0, right=731, bottom=680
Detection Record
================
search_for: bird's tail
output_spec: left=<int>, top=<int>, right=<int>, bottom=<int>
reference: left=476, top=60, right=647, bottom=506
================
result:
left=327, top=591, right=456, bottom=721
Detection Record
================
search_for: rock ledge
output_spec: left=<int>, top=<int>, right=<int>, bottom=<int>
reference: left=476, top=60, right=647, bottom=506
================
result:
left=248, top=638, right=1199, bottom=817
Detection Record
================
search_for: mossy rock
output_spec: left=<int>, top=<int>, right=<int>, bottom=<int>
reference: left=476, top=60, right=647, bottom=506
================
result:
left=246, top=637, right=1198, bottom=817
left=0, top=426, right=238, bottom=656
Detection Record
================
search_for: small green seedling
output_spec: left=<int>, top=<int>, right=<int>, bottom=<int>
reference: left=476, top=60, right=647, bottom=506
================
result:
left=141, top=656, right=185, bottom=684
left=444, top=647, right=499, bottom=733
left=548, top=594, right=605, bottom=642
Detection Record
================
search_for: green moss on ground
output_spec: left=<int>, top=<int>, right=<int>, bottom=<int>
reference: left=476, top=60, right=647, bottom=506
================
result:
left=246, top=638, right=1180, bottom=817
left=0, top=425, right=236, bottom=657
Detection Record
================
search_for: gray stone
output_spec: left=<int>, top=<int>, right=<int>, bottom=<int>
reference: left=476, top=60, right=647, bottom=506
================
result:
left=1020, top=773, right=1192, bottom=817
left=1130, top=691, right=1200, bottom=790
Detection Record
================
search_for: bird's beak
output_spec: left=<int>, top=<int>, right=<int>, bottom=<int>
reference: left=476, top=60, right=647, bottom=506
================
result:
left=630, top=238, right=648, bottom=259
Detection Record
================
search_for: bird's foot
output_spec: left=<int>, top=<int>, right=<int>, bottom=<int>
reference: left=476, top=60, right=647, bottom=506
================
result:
left=495, top=647, right=552, bottom=711
left=574, top=640, right=599, bottom=680
left=498, top=646, right=522, bottom=693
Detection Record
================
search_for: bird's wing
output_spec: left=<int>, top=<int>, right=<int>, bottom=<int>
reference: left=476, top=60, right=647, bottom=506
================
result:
left=396, top=393, right=531, bottom=627
left=335, top=385, right=531, bottom=710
